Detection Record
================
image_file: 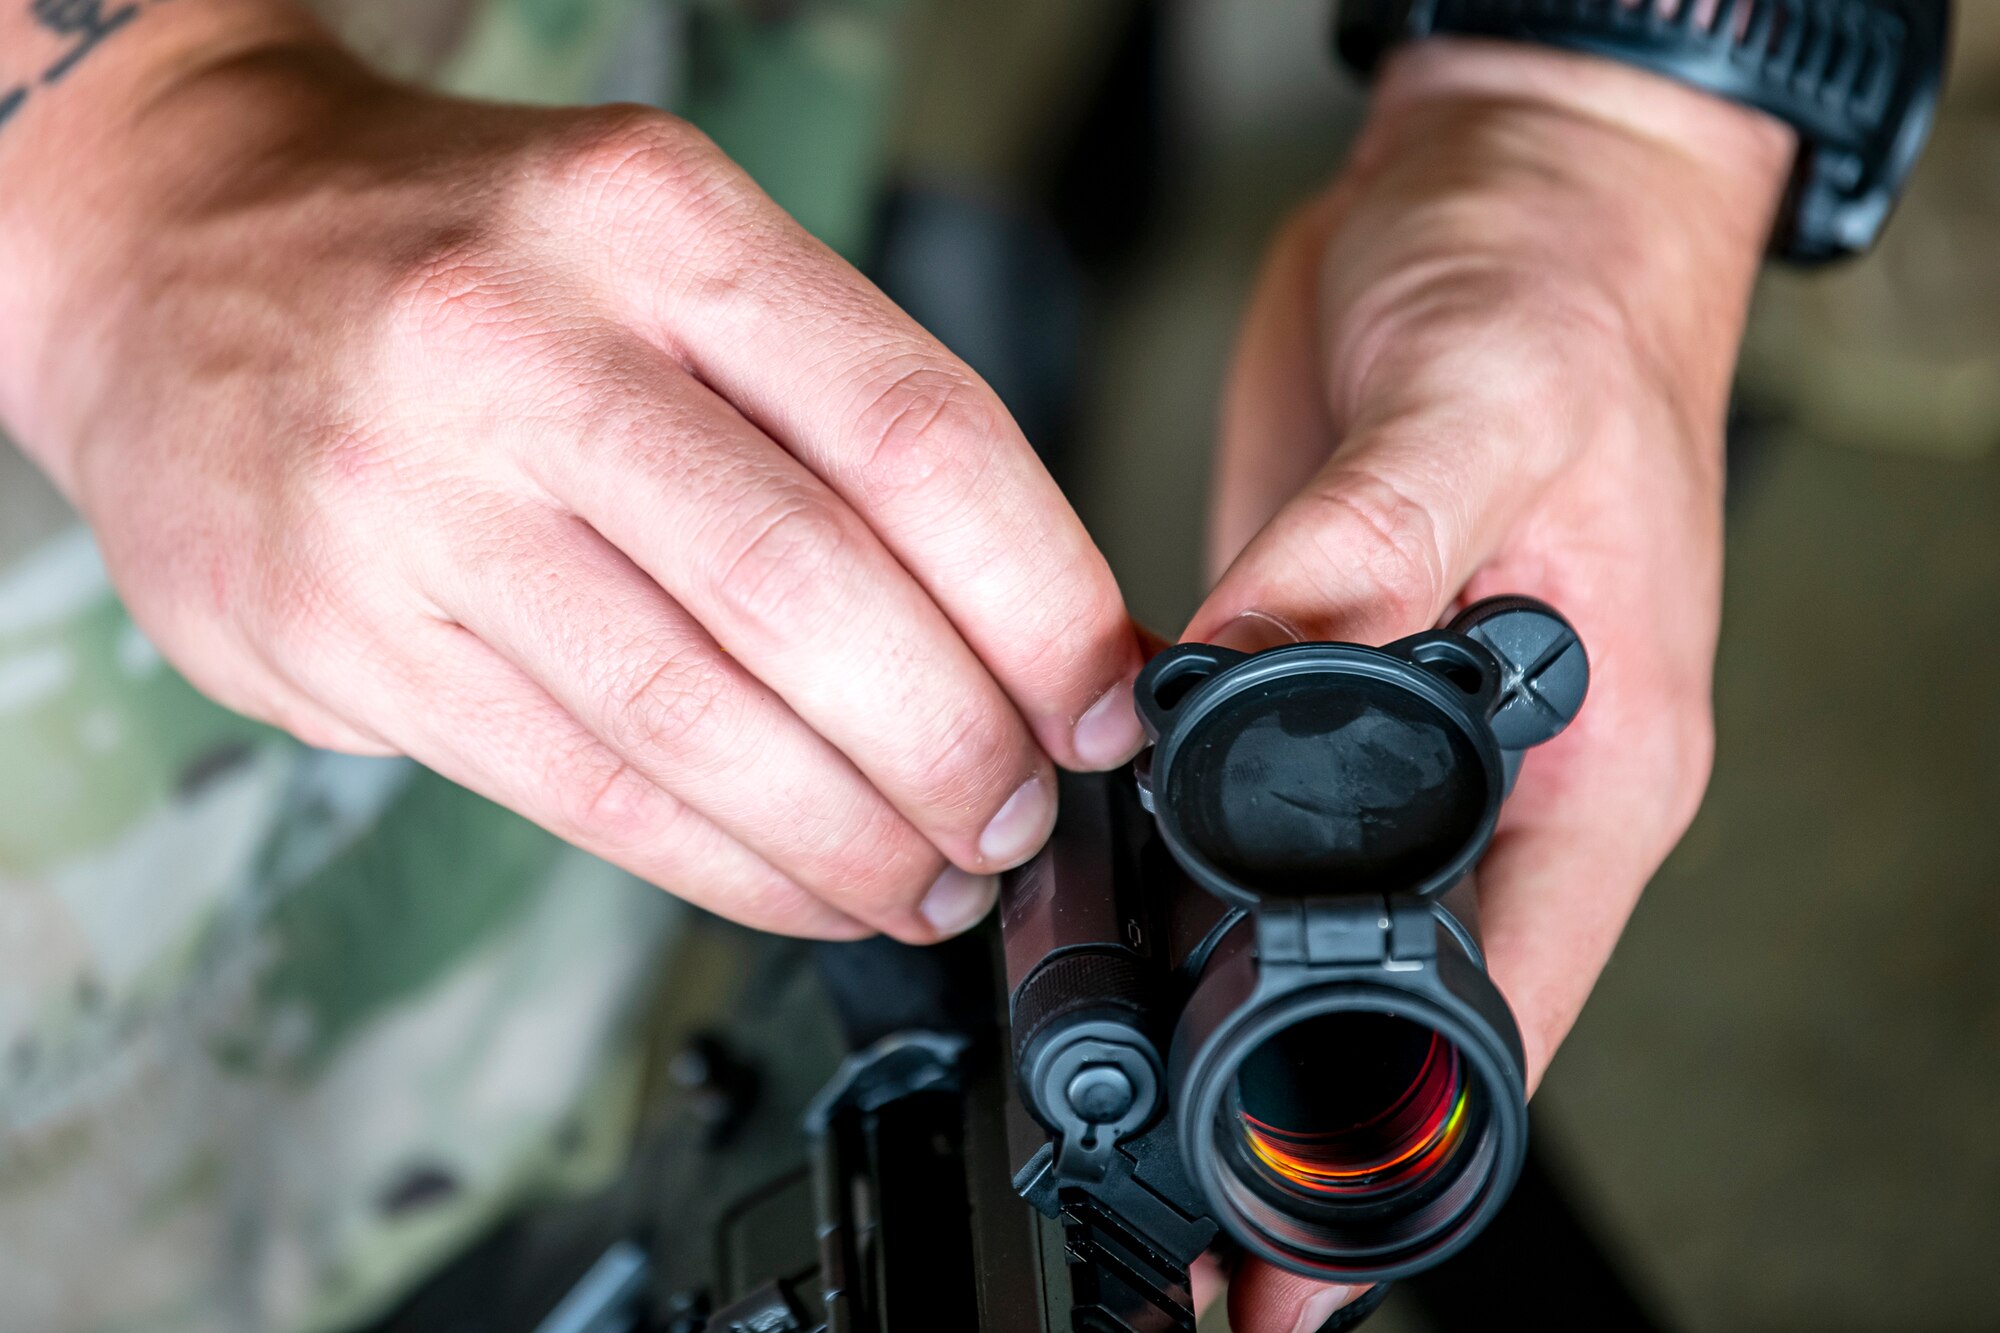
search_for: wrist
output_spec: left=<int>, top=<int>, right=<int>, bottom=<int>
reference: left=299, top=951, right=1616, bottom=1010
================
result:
left=1332, top=38, right=1795, bottom=432
left=1370, top=36, right=1800, bottom=179
left=0, top=0, right=338, bottom=475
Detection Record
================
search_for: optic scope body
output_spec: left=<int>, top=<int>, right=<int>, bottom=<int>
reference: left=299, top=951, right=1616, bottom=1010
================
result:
left=1001, top=597, right=1588, bottom=1318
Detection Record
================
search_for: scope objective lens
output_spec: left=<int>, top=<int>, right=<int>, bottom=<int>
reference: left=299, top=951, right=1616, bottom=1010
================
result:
left=1234, top=1011, right=1475, bottom=1201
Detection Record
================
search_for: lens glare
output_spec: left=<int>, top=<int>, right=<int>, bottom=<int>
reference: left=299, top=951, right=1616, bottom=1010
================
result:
left=1234, top=1012, right=1473, bottom=1200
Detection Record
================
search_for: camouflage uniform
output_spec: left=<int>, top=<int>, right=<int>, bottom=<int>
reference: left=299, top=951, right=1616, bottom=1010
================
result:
left=0, top=2, right=903, bottom=1330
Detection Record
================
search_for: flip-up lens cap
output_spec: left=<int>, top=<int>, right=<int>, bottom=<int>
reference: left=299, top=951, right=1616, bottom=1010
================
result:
left=1135, top=638, right=1511, bottom=907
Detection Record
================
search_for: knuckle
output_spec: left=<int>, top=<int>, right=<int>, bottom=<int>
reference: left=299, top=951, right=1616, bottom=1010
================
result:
left=849, top=360, right=1007, bottom=513
left=825, top=810, right=938, bottom=903
left=604, top=646, right=734, bottom=762
left=709, top=494, right=853, bottom=635
left=906, top=703, right=1020, bottom=817
left=383, top=234, right=535, bottom=354
left=1301, top=471, right=1446, bottom=630
left=1005, top=578, right=1131, bottom=703
left=560, top=751, right=669, bottom=853
left=540, top=108, right=748, bottom=245
left=545, top=106, right=718, bottom=201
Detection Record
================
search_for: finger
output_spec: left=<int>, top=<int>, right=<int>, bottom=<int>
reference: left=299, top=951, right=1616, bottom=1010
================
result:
left=1228, top=1259, right=1365, bottom=1333
left=517, top=341, right=1058, bottom=876
left=1190, top=1254, right=1227, bottom=1320
left=1186, top=399, right=1573, bottom=648
left=424, top=503, right=997, bottom=943
left=315, top=612, right=870, bottom=940
left=1208, top=196, right=1344, bottom=582
left=606, top=145, right=1146, bottom=770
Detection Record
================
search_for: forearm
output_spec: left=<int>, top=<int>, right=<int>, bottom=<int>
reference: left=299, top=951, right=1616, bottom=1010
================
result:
left=0, top=0, right=330, bottom=466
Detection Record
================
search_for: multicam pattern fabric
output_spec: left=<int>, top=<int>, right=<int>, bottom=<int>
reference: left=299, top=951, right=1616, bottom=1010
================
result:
left=0, top=510, right=683, bottom=1333
left=0, top=1, right=905, bottom=1329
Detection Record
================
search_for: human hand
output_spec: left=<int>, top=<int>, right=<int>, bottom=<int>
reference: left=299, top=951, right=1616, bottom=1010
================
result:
left=1187, top=40, right=1794, bottom=1331
left=0, top=5, right=1146, bottom=943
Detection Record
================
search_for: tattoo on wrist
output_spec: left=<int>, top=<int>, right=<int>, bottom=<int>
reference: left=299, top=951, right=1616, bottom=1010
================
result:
left=36, top=0, right=141, bottom=82
left=2, top=0, right=168, bottom=138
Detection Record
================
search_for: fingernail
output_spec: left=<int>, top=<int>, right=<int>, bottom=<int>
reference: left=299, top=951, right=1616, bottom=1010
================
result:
left=1209, top=609, right=1303, bottom=655
left=1073, top=680, right=1145, bottom=770
left=919, top=866, right=1000, bottom=936
left=1291, top=1284, right=1360, bottom=1333
left=978, top=773, right=1057, bottom=867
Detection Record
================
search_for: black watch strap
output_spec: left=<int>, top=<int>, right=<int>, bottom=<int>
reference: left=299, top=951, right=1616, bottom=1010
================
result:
left=1334, top=0, right=1951, bottom=264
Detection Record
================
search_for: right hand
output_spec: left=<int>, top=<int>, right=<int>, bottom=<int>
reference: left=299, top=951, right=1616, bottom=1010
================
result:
left=0, top=18, right=1146, bottom=942
left=1187, top=40, right=1791, bottom=1333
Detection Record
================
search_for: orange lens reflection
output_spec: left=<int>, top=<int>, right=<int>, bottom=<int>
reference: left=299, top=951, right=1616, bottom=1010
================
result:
left=1240, top=1032, right=1470, bottom=1196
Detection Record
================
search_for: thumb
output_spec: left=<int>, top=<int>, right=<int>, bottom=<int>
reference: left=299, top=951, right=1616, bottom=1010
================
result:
left=1188, top=412, right=1557, bottom=650
left=1206, top=196, right=1344, bottom=584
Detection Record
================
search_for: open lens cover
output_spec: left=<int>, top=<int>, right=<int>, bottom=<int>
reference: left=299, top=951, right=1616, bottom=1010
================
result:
left=1134, top=600, right=1586, bottom=909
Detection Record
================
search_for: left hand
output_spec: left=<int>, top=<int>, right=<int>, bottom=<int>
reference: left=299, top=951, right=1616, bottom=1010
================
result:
left=1188, top=40, right=1795, bottom=1332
